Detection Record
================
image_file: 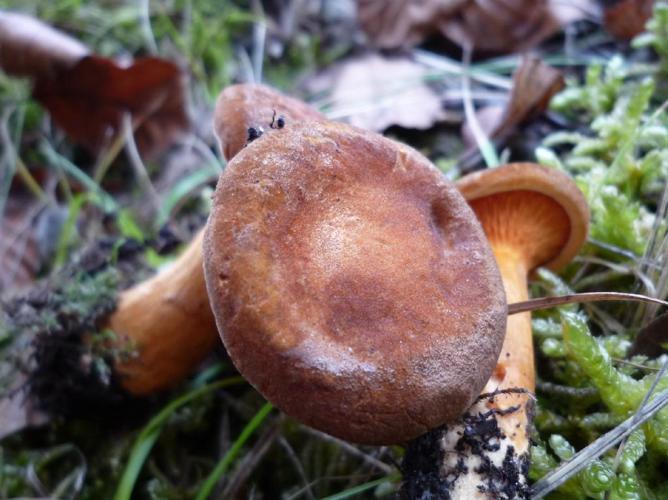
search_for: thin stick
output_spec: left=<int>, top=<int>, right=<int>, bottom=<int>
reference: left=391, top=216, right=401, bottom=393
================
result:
left=460, top=43, right=499, bottom=168
left=612, top=358, right=668, bottom=473
left=508, top=292, right=668, bottom=315
left=531, top=388, right=668, bottom=498
left=122, top=113, right=160, bottom=212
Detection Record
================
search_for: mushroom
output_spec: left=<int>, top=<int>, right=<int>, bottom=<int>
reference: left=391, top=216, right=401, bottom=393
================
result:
left=203, top=119, right=508, bottom=445
left=110, top=228, right=216, bottom=394
left=105, top=84, right=324, bottom=394
left=213, top=83, right=325, bottom=161
left=403, top=163, right=589, bottom=498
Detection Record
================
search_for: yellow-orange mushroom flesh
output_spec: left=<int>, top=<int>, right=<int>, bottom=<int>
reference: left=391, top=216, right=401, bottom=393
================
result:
left=109, top=84, right=323, bottom=394
left=458, top=163, right=589, bottom=456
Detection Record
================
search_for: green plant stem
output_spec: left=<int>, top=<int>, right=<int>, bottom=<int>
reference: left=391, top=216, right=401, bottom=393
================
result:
left=195, top=402, right=273, bottom=500
left=15, top=156, right=48, bottom=202
left=113, top=376, right=245, bottom=500
left=322, top=474, right=401, bottom=500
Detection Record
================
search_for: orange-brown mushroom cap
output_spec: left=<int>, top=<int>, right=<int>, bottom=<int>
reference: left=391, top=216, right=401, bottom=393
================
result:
left=203, top=120, right=507, bottom=445
left=456, top=163, right=589, bottom=272
left=214, top=83, right=325, bottom=161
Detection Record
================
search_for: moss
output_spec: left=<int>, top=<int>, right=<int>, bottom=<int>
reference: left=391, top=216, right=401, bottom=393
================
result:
left=0, top=238, right=147, bottom=417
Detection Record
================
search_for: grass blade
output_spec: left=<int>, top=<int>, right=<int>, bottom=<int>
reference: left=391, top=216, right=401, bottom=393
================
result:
left=531, top=388, right=668, bottom=498
left=113, top=376, right=245, bottom=500
left=508, top=292, right=668, bottom=315
left=322, top=474, right=400, bottom=500
left=195, top=402, right=273, bottom=500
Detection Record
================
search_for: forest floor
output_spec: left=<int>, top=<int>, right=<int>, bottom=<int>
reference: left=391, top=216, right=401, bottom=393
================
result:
left=1, top=1, right=668, bottom=499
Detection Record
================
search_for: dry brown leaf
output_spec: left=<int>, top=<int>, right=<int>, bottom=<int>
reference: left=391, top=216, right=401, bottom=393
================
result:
left=603, top=0, right=653, bottom=40
left=462, top=55, right=564, bottom=147
left=0, top=204, right=42, bottom=293
left=33, top=55, right=188, bottom=159
left=629, top=311, right=668, bottom=358
left=304, top=52, right=449, bottom=132
left=0, top=378, right=49, bottom=440
left=357, top=0, right=466, bottom=49
left=357, top=0, right=598, bottom=54
left=0, top=11, right=88, bottom=80
left=0, top=12, right=188, bottom=159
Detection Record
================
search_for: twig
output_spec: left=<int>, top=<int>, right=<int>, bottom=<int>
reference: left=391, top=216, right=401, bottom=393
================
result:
left=460, top=43, right=499, bottom=168
left=303, top=428, right=394, bottom=475
left=531, top=388, right=668, bottom=498
left=122, top=113, right=160, bottom=212
left=508, top=292, right=668, bottom=315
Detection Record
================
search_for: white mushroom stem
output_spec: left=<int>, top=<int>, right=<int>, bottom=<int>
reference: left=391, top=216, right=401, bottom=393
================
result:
left=436, top=244, right=535, bottom=499
left=403, top=163, right=590, bottom=499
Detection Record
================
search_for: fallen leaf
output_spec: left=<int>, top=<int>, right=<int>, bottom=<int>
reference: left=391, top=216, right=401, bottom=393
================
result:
left=629, top=311, right=668, bottom=358
left=0, top=12, right=188, bottom=159
left=0, top=199, right=68, bottom=294
left=33, top=55, right=188, bottom=159
left=462, top=56, right=564, bottom=148
left=303, top=52, right=450, bottom=132
left=357, top=0, right=598, bottom=54
left=0, top=11, right=88, bottom=80
left=603, top=0, right=653, bottom=40
left=0, top=380, right=49, bottom=440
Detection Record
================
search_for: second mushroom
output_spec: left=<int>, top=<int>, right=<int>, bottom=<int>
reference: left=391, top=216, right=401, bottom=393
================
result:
left=403, top=163, right=589, bottom=498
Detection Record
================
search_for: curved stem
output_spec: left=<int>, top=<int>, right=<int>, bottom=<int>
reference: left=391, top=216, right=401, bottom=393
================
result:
left=508, top=292, right=668, bottom=315
left=404, top=243, right=535, bottom=499
left=110, top=228, right=219, bottom=394
left=480, top=243, right=534, bottom=453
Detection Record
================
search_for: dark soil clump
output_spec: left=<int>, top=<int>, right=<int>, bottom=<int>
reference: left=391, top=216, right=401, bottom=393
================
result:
left=402, top=401, right=531, bottom=499
left=1, top=238, right=150, bottom=419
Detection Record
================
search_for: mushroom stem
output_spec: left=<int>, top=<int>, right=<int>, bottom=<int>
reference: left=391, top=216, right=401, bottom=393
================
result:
left=405, top=243, right=537, bottom=499
left=100, top=84, right=324, bottom=395
left=403, top=164, right=589, bottom=499
left=110, top=228, right=218, bottom=394
left=480, top=244, right=534, bottom=453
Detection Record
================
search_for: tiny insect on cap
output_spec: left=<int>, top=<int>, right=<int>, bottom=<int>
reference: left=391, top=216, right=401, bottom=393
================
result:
left=246, top=126, right=264, bottom=144
left=214, top=83, right=325, bottom=160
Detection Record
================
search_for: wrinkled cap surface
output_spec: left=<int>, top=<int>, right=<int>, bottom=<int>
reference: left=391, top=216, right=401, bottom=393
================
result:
left=204, top=121, right=507, bottom=444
